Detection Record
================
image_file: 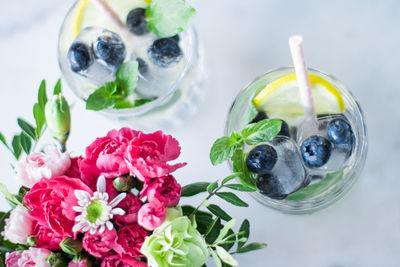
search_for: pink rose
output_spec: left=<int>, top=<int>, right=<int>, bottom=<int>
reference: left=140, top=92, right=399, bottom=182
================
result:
left=125, top=131, right=186, bottom=182
left=114, top=193, right=143, bottom=225
left=83, top=229, right=118, bottom=258
left=5, top=251, right=21, bottom=267
left=65, top=156, right=83, bottom=178
left=101, top=255, right=147, bottom=267
left=15, top=145, right=71, bottom=188
left=137, top=199, right=166, bottom=231
left=31, top=222, right=64, bottom=250
left=117, top=224, right=148, bottom=257
left=19, top=247, right=51, bottom=267
left=79, top=128, right=139, bottom=189
left=145, top=175, right=181, bottom=207
left=24, top=176, right=93, bottom=237
left=3, top=205, right=33, bottom=244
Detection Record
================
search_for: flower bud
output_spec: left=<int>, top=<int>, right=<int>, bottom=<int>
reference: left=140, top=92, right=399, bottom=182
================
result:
left=45, top=94, right=71, bottom=148
left=113, top=175, right=135, bottom=192
left=60, top=237, right=82, bottom=255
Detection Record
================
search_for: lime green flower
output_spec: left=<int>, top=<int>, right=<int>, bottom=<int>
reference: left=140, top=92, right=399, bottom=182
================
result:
left=141, top=207, right=209, bottom=267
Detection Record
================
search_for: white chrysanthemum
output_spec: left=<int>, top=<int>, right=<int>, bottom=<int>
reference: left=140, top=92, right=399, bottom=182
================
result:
left=72, top=176, right=126, bottom=235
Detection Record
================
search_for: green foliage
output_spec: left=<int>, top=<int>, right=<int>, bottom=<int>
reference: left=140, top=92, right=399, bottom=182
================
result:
left=181, top=182, right=210, bottom=197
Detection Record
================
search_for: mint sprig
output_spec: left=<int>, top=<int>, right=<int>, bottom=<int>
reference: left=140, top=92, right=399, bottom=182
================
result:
left=146, top=0, right=196, bottom=38
left=86, top=61, right=153, bottom=111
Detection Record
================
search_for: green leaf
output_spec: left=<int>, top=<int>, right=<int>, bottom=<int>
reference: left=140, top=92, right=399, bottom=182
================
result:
left=33, top=103, right=46, bottom=138
left=216, top=246, right=239, bottom=266
left=133, top=98, right=153, bottom=107
left=242, top=119, right=282, bottom=145
left=114, top=98, right=153, bottom=109
left=214, top=219, right=236, bottom=244
left=224, top=184, right=257, bottom=192
left=17, top=118, right=36, bottom=140
left=181, top=182, right=210, bottom=197
left=286, top=171, right=344, bottom=201
left=20, top=133, right=32, bottom=154
left=181, top=205, right=196, bottom=216
left=0, top=132, right=9, bottom=150
left=236, top=242, right=267, bottom=253
left=146, top=0, right=196, bottom=38
left=210, top=133, right=242, bottom=165
left=222, top=173, right=240, bottom=184
left=0, top=183, right=23, bottom=208
left=207, top=182, right=219, bottom=193
left=217, top=192, right=248, bottom=207
left=237, top=219, right=250, bottom=249
left=11, top=135, right=22, bottom=159
left=38, top=80, right=47, bottom=109
left=86, top=83, right=122, bottom=111
left=207, top=204, right=232, bottom=221
left=205, top=216, right=220, bottom=236
left=116, top=61, right=139, bottom=96
left=209, top=248, right=222, bottom=267
left=232, top=149, right=256, bottom=189
left=53, top=78, right=62, bottom=95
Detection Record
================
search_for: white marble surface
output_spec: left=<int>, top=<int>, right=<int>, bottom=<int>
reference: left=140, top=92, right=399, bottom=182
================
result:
left=0, top=0, right=399, bottom=266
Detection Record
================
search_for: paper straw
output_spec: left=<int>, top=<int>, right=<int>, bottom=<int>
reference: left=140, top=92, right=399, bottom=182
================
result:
left=91, top=0, right=128, bottom=32
left=288, top=35, right=318, bottom=131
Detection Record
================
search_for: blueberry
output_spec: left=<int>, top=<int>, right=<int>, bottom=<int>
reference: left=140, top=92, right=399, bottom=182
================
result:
left=136, top=57, right=149, bottom=75
left=126, top=8, right=149, bottom=35
left=250, top=111, right=268, bottom=123
left=301, top=135, right=332, bottom=168
left=278, top=120, right=290, bottom=137
left=148, top=37, right=183, bottom=68
left=256, top=173, right=287, bottom=200
left=93, top=32, right=126, bottom=71
left=171, top=35, right=180, bottom=42
left=246, top=144, right=278, bottom=174
left=67, top=42, right=93, bottom=72
left=327, top=118, right=354, bottom=149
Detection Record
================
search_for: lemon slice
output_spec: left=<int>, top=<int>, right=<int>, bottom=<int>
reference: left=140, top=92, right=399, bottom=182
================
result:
left=253, top=74, right=345, bottom=120
left=71, top=0, right=148, bottom=39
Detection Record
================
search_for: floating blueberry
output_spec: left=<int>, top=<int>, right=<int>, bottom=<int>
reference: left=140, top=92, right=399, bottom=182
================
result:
left=327, top=118, right=354, bottom=149
left=136, top=57, right=149, bottom=76
left=148, top=37, right=183, bottom=68
left=301, top=135, right=332, bottom=168
left=126, top=8, right=149, bottom=36
left=67, top=42, right=93, bottom=73
left=93, top=32, right=126, bottom=71
left=256, top=173, right=287, bottom=200
left=278, top=119, right=290, bottom=137
left=171, top=35, right=180, bottom=42
left=247, top=144, right=278, bottom=174
left=250, top=111, right=268, bottom=123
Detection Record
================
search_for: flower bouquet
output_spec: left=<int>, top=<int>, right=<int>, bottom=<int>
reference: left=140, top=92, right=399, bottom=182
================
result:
left=0, top=81, right=276, bottom=266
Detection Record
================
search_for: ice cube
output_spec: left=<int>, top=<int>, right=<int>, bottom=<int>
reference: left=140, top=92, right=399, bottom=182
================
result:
left=255, top=137, right=308, bottom=199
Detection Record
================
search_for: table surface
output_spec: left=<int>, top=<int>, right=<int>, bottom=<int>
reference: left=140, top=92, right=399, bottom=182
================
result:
left=0, top=0, right=399, bottom=266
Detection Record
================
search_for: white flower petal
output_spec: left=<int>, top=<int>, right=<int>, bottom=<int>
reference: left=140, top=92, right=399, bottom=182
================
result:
left=106, top=221, right=113, bottom=230
left=109, top=193, right=126, bottom=207
left=90, top=227, right=97, bottom=235
left=97, top=175, right=106, bottom=193
left=75, top=190, right=91, bottom=202
left=73, top=206, right=83, bottom=212
left=72, top=222, right=86, bottom=233
left=111, top=208, right=125, bottom=216
left=99, top=225, right=106, bottom=234
left=83, top=225, right=91, bottom=232
left=75, top=215, right=84, bottom=222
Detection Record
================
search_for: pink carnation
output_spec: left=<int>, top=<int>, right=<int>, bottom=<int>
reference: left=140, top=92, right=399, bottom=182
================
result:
left=65, top=156, right=83, bottom=178
left=114, top=193, right=143, bottom=225
left=117, top=224, right=148, bottom=258
left=79, top=128, right=139, bottom=189
left=125, top=131, right=186, bottom=182
left=101, top=255, right=147, bottom=267
left=3, top=205, right=33, bottom=244
left=31, top=222, right=64, bottom=250
left=145, top=175, right=181, bottom=207
left=82, top=229, right=118, bottom=258
left=15, top=145, right=71, bottom=188
left=24, top=176, right=93, bottom=238
left=137, top=199, right=166, bottom=231
left=5, top=251, right=21, bottom=267
left=19, top=248, right=51, bottom=267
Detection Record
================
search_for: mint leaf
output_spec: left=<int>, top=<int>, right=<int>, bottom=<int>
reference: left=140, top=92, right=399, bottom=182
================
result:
left=116, top=61, right=139, bottom=96
left=216, top=192, right=248, bottom=207
left=236, top=242, right=267, bottom=254
left=207, top=204, right=232, bottom=221
left=181, top=182, right=210, bottom=197
left=17, top=118, right=36, bottom=140
left=133, top=98, right=152, bottom=107
left=286, top=171, right=344, bottom=201
left=86, top=82, right=122, bottom=111
left=242, top=119, right=282, bottom=145
left=146, top=0, right=196, bottom=38
left=38, top=80, right=47, bottom=109
left=210, top=132, right=243, bottom=166
left=53, top=79, right=62, bottom=95
left=232, top=149, right=256, bottom=189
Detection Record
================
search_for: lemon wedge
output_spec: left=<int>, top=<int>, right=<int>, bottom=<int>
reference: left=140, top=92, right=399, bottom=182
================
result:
left=253, top=74, right=345, bottom=120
